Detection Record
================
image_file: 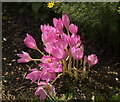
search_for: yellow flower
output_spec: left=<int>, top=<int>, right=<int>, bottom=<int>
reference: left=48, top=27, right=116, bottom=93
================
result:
left=117, top=10, right=120, bottom=14
left=117, top=7, right=120, bottom=14
left=47, top=2, right=55, bottom=8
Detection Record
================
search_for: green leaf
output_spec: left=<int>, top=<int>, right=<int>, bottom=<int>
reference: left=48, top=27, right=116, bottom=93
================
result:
left=32, top=3, right=41, bottom=14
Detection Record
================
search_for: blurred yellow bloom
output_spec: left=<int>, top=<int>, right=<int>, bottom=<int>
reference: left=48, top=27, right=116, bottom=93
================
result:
left=47, top=2, right=55, bottom=8
left=117, top=7, right=120, bottom=14
left=117, top=10, right=120, bottom=14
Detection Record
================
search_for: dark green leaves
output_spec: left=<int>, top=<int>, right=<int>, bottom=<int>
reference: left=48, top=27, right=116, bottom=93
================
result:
left=32, top=3, right=41, bottom=14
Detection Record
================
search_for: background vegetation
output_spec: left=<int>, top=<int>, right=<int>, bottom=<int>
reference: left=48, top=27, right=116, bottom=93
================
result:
left=17, top=2, right=120, bottom=48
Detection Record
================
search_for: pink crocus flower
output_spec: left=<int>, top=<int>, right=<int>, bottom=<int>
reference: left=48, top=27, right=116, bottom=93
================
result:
left=70, top=46, right=84, bottom=60
left=24, top=34, right=38, bottom=49
left=35, top=82, right=55, bottom=101
left=41, top=71, right=56, bottom=82
left=44, top=33, right=69, bottom=53
left=35, top=87, right=46, bottom=101
left=39, top=56, right=62, bottom=73
left=69, top=24, right=78, bottom=34
left=25, top=69, right=41, bottom=83
left=17, top=51, right=32, bottom=63
left=86, top=54, right=98, bottom=66
left=48, top=61, right=62, bottom=72
left=38, top=81, right=55, bottom=95
left=53, top=18, right=63, bottom=35
left=51, top=46, right=68, bottom=60
left=69, top=34, right=81, bottom=47
left=53, top=18, right=63, bottom=30
left=35, top=66, right=56, bottom=82
left=62, top=14, right=70, bottom=30
left=44, top=42, right=54, bottom=54
left=55, top=33, right=70, bottom=49
left=41, top=24, right=59, bottom=45
left=40, top=55, right=53, bottom=63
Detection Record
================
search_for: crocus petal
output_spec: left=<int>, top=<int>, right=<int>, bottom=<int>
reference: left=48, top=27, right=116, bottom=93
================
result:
left=40, top=55, right=53, bottom=63
left=69, top=24, right=78, bottom=34
left=87, top=54, right=98, bottom=66
left=41, top=24, right=59, bottom=45
left=51, top=47, right=68, bottom=60
left=62, top=14, right=70, bottom=30
left=70, top=46, right=84, bottom=60
left=17, top=51, right=32, bottom=63
left=69, top=34, right=81, bottom=47
left=25, top=70, right=41, bottom=83
left=41, top=71, right=56, bottom=82
left=53, top=18, right=63, bottom=29
left=24, top=34, right=37, bottom=49
left=35, top=87, right=46, bottom=101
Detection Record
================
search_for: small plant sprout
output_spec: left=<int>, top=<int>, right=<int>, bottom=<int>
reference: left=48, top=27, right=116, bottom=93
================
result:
left=17, top=14, right=98, bottom=101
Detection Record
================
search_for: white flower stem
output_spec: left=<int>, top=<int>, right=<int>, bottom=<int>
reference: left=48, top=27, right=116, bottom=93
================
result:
left=31, top=59, right=41, bottom=61
left=76, top=60, right=78, bottom=68
left=51, top=73, right=63, bottom=85
left=74, top=60, right=79, bottom=80
left=62, top=59, right=67, bottom=75
left=68, top=55, right=72, bottom=71
left=36, top=48, right=45, bottom=56
left=43, top=89, right=55, bottom=102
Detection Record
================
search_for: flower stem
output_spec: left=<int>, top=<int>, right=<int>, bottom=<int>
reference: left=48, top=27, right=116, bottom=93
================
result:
left=67, top=29, right=70, bottom=35
left=74, top=69, right=78, bottom=81
left=76, top=60, right=79, bottom=68
left=32, top=59, right=41, bottom=61
left=81, top=60, right=87, bottom=80
left=36, top=48, right=45, bottom=56
left=68, top=55, right=72, bottom=71
left=43, top=89, right=55, bottom=102
left=51, top=73, right=63, bottom=85
left=85, top=65, right=91, bottom=78
left=73, top=58, right=75, bottom=68
left=80, top=59, right=82, bottom=66
left=62, top=59, right=67, bottom=75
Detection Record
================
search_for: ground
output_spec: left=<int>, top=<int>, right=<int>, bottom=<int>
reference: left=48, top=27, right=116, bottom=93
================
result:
left=2, top=3, right=120, bottom=102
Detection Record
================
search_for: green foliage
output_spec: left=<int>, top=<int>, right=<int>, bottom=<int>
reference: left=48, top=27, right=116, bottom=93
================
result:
left=31, top=3, right=41, bottom=14
left=110, top=94, right=120, bottom=102
left=53, top=2, right=120, bottom=47
left=16, top=2, right=120, bottom=47
left=16, top=2, right=57, bottom=23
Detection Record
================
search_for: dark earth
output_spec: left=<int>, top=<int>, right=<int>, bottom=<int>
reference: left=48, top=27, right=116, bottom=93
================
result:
left=2, top=3, right=120, bottom=102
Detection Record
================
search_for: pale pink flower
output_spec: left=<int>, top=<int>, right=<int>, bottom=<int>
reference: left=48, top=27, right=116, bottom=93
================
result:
left=55, top=33, right=70, bottom=49
left=69, top=24, right=78, bottom=34
left=17, top=51, right=32, bottom=63
left=86, top=54, right=98, bottom=66
left=53, top=18, right=63, bottom=35
left=25, top=69, right=41, bottom=83
left=69, top=34, right=81, bottom=47
left=41, top=24, right=59, bottom=45
left=40, top=71, right=56, bottom=82
left=39, top=56, right=62, bottom=73
left=44, top=42, right=54, bottom=54
left=38, top=81, right=55, bottom=95
left=24, top=34, right=38, bottom=49
left=40, top=55, right=53, bottom=63
left=35, top=87, right=46, bottom=101
left=53, top=18, right=63, bottom=30
left=62, top=14, right=70, bottom=30
left=51, top=46, right=68, bottom=60
left=70, top=46, right=84, bottom=60
left=35, top=82, right=55, bottom=101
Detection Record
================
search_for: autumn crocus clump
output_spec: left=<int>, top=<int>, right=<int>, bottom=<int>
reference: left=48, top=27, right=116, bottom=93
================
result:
left=17, top=14, right=98, bottom=101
